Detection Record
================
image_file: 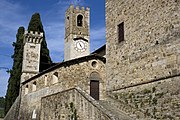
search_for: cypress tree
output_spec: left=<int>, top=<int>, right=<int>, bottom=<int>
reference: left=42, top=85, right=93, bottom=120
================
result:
left=4, top=27, right=25, bottom=114
left=28, top=13, right=52, bottom=71
left=4, top=13, right=52, bottom=114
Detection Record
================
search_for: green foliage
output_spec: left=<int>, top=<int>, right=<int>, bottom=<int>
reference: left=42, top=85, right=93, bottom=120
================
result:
left=0, top=108, right=4, bottom=118
left=4, top=27, right=25, bottom=115
left=0, top=97, right=5, bottom=108
left=4, top=13, right=52, bottom=115
left=0, top=97, right=4, bottom=118
left=28, top=13, right=52, bottom=71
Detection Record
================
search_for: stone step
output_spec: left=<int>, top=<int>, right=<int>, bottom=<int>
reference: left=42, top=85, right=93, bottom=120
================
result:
left=105, top=95, right=154, bottom=120
left=98, top=100, right=134, bottom=120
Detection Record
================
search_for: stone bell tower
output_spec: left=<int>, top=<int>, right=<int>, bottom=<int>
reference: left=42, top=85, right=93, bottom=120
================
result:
left=21, top=31, right=43, bottom=83
left=64, top=5, right=90, bottom=61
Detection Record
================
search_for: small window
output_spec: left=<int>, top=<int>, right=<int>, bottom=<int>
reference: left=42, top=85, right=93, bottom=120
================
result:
left=44, top=75, right=48, bottom=86
left=52, top=72, right=58, bottom=84
left=77, top=15, right=83, bottom=27
left=118, top=22, right=124, bottom=42
left=32, top=81, right=37, bottom=91
left=91, top=61, right=97, bottom=68
left=30, top=45, right=35, bottom=48
left=25, top=85, right=28, bottom=95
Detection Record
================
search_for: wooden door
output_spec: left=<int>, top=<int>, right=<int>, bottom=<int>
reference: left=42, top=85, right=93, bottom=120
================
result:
left=90, top=80, right=99, bottom=100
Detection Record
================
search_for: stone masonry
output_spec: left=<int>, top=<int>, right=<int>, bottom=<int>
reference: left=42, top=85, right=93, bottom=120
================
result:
left=18, top=55, right=106, bottom=120
left=64, top=5, right=90, bottom=61
left=4, top=1, right=180, bottom=120
left=41, top=88, right=112, bottom=120
left=106, top=0, right=180, bottom=119
left=21, top=31, right=43, bottom=83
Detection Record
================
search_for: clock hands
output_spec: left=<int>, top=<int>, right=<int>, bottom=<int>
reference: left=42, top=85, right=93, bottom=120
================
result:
left=79, top=42, right=83, bottom=48
left=77, top=42, right=84, bottom=49
left=75, top=40, right=87, bottom=52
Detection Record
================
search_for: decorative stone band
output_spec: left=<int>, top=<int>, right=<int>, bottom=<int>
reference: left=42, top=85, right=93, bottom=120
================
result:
left=24, top=31, right=43, bottom=44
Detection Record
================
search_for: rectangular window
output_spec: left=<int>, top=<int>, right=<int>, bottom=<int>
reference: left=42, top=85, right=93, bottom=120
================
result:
left=30, top=45, right=35, bottom=48
left=118, top=22, right=124, bottom=42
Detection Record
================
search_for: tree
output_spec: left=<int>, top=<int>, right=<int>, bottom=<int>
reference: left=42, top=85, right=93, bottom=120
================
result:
left=4, top=13, right=52, bottom=115
left=4, top=27, right=25, bottom=114
left=0, top=97, right=5, bottom=118
left=28, top=13, right=52, bottom=71
left=0, top=97, right=5, bottom=108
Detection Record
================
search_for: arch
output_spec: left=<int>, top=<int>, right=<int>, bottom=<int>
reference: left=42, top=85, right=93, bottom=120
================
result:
left=90, top=72, right=100, bottom=100
left=25, top=85, right=29, bottom=95
left=90, top=72, right=101, bottom=80
left=52, top=72, right=58, bottom=84
left=77, top=14, right=83, bottom=27
left=32, top=81, right=37, bottom=91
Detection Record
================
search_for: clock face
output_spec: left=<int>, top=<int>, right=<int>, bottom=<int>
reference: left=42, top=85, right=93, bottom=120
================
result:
left=74, top=40, right=87, bottom=52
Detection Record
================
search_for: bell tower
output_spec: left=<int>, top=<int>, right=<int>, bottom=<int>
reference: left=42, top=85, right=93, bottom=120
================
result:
left=21, top=31, right=43, bottom=83
left=64, top=5, right=90, bottom=61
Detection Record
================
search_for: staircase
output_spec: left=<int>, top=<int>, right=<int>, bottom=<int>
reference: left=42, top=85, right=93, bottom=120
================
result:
left=98, top=94, right=153, bottom=120
left=98, top=100, right=134, bottom=120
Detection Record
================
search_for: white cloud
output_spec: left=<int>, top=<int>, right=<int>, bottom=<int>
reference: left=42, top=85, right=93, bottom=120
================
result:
left=0, top=0, right=27, bottom=45
left=0, top=0, right=27, bottom=96
left=43, top=3, right=66, bottom=62
left=57, top=0, right=85, bottom=6
left=45, top=22, right=64, bottom=52
left=91, top=27, right=106, bottom=40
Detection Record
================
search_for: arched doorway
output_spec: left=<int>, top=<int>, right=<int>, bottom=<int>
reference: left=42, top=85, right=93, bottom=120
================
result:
left=90, top=72, right=100, bottom=100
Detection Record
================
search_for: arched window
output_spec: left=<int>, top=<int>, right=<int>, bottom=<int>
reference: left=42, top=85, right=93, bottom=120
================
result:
left=52, top=72, right=58, bottom=84
left=90, top=72, right=100, bottom=100
left=77, top=15, right=83, bottom=27
left=44, top=75, right=48, bottom=86
left=25, top=85, right=29, bottom=95
left=32, top=81, right=37, bottom=91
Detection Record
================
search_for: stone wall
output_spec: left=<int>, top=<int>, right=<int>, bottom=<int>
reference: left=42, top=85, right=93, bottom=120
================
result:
left=106, top=0, right=180, bottom=119
left=19, top=56, right=106, bottom=119
left=41, top=87, right=112, bottom=120
left=109, top=75, right=180, bottom=119
left=106, top=0, right=180, bottom=91
left=4, top=96, right=20, bottom=120
left=65, top=5, right=89, bottom=39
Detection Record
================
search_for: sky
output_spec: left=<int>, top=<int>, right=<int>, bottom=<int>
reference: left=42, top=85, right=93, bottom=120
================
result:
left=0, top=0, right=106, bottom=97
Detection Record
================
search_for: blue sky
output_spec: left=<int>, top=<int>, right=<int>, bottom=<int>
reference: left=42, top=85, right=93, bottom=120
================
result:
left=0, top=0, right=105, bottom=97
